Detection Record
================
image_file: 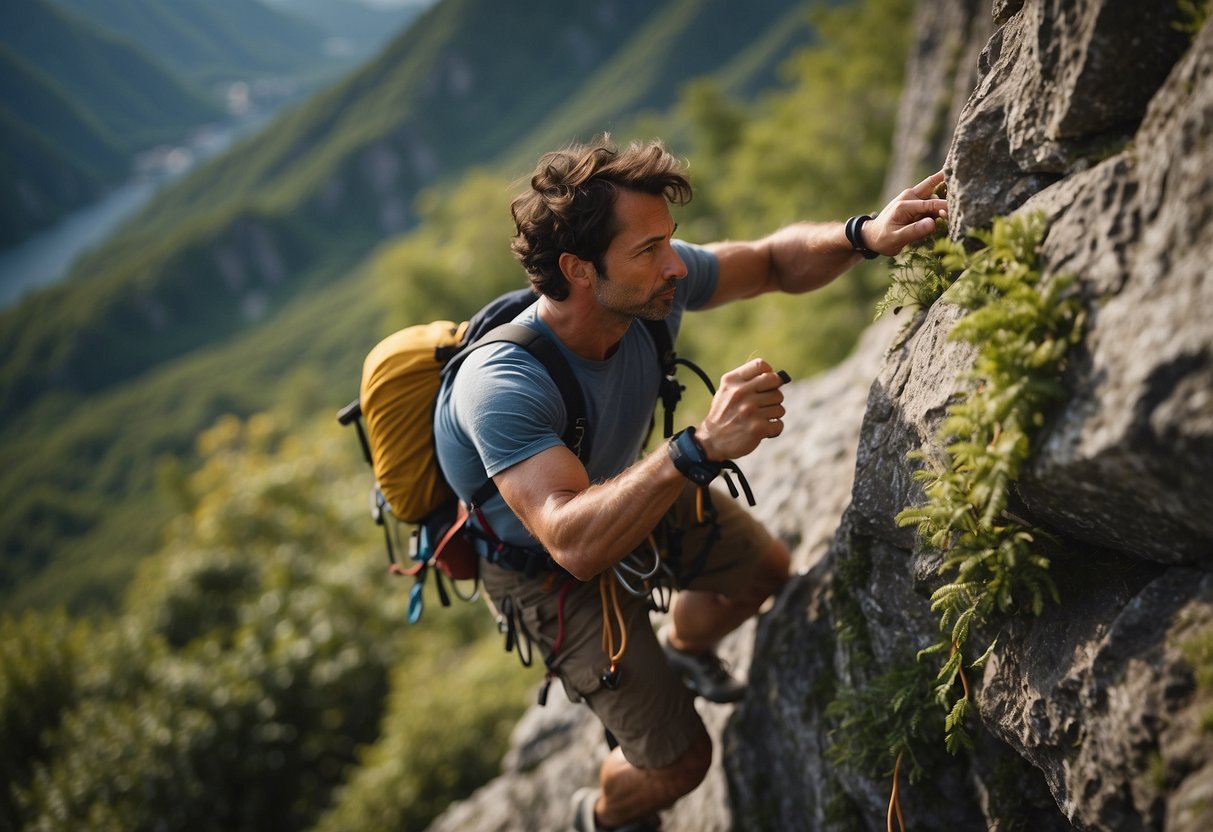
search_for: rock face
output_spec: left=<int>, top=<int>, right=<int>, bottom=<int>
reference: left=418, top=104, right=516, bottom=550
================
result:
left=731, top=2, right=1213, bottom=830
left=427, top=3, right=1213, bottom=830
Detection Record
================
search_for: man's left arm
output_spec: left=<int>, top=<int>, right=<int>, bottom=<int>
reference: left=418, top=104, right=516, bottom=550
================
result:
left=702, top=170, right=948, bottom=308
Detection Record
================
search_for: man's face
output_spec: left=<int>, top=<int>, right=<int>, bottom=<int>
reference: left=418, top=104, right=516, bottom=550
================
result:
left=591, top=189, right=687, bottom=321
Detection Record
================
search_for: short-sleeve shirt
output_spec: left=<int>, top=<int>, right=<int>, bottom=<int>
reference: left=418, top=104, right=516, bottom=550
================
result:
left=433, top=240, right=719, bottom=547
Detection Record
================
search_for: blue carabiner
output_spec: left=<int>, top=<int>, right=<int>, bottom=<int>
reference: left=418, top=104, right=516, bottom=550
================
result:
left=408, top=580, right=425, bottom=624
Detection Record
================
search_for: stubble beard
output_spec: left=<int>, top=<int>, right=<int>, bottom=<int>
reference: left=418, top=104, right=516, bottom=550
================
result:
left=594, top=276, right=677, bottom=322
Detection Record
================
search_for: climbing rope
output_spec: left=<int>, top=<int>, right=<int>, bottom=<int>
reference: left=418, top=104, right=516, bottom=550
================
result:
left=599, top=573, right=628, bottom=689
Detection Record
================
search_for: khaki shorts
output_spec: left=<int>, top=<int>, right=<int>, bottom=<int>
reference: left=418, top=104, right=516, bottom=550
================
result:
left=480, top=481, right=774, bottom=769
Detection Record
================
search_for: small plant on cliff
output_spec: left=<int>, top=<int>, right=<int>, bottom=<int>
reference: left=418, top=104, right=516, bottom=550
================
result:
left=874, top=180, right=954, bottom=321
left=873, top=221, right=958, bottom=320
left=1181, top=627, right=1213, bottom=732
left=898, top=211, right=1084, bottom=754
left=828, top=212, right=1084, bottom=829
left=826, top=660, right=943, bottom=807
left=1174, top=0, right=1210, bottom=39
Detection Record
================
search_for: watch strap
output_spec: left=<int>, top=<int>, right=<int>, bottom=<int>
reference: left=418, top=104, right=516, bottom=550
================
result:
left=845, top=214, right=880, bottom=259
left=667, top=427, right=721, bottom=486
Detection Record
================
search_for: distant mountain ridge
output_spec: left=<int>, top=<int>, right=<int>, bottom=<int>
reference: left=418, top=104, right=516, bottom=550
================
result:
left=48, top=0, right=337, bottom=87
left=265, top=0, right=429, bottom=59
left=0, top=45, right=128, bottom=244
left=0, top=0, right=368, bottom=249
left=0, top=1, right=221, bottom=149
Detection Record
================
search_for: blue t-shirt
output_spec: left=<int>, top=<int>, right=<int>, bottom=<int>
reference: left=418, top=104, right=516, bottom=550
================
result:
left=433, top=240, right=719, bottom=547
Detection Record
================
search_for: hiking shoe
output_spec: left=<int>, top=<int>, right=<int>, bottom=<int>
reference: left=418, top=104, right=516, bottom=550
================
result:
left=570, top=787, right=662, bottom=831
left=658, top=624, right=747, bottom=704
left=571, top=788, right=600, bottom=832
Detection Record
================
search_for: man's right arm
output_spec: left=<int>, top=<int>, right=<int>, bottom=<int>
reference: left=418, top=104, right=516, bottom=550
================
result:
left=701, top=171, right=949, bottom=309
left=494, top=358, right=787, bottom=580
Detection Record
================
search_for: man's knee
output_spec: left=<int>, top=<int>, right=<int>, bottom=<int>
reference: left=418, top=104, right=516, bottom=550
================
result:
left=730, top=537, right=789, bottom=608
left=756, top=537, right=791, bottom=597
left=597, top=727, right=712, bottom=825
left=664, top=725, right=712, bottom=797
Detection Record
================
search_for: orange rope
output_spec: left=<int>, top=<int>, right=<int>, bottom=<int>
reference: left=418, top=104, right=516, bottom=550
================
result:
left=883, top=646, right=968, bottom=832
left=599, top=574, right=628, bottom=672
left=887, top=750, right=906, bottom=832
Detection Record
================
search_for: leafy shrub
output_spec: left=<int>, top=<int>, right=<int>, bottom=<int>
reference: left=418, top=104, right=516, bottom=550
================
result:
left=0, top=610, right=86, bottom=829
left=827, top=213, right=1085, bottom=812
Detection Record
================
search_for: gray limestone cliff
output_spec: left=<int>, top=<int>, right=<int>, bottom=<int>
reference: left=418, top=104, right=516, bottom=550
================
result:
left=428, top=2, right=1213, bottom=829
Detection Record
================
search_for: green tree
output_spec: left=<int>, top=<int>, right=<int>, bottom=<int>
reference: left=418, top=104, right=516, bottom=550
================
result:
left=12, top=413, right=413, bottom=831
left=705, top=0, right=913, bottom=237
left=314, top=618, right=539, bottom=832
left=0, top=610, right=87, bottom=829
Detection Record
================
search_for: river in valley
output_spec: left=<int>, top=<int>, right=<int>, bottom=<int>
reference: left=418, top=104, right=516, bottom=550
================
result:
left=0, top=107, right=273, bottom=311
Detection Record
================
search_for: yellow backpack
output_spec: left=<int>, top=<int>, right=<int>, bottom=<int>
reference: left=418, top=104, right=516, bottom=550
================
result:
left=358, top=319, right=469, bottom=524
left=338, top=289, right=603, bottom=620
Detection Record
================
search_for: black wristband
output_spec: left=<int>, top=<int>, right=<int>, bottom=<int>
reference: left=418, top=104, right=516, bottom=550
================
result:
left=845, top=214, right=880, bottom=259
left=667, top=427, right=721, bottom=486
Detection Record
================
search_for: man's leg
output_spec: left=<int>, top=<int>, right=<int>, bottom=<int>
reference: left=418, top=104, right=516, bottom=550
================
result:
left=592, top=724, right=712, bottom=828
left=588, top=537, right=790, bottom=826
left=667, top=536, right=790, bottom=653
left=483, top=560, right=709, bottom=830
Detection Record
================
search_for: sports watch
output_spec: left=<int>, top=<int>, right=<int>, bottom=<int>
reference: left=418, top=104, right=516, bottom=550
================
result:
left=667, top=427, right=721, bottom=486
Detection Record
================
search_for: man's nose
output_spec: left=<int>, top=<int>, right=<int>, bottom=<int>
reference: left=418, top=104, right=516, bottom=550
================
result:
left=666, top=246, right=688, bottom=280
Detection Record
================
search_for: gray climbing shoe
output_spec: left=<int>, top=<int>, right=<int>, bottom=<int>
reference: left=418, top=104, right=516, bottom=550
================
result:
left=658, top=624, right=746, bottom=704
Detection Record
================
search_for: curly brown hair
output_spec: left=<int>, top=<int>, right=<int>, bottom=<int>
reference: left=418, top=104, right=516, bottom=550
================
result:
left=510, top=137, right=692, bottom=300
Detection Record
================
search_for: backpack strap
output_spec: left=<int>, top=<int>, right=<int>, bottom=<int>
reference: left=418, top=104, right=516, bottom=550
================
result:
left=462, top=287, right=538, bottom=342
left=639, top=318, right=682, bottom=439
left=446, top=322, right=590, bottom=509
left=488, top=323, right=591, bottom=461
left=641, top=317, right=674, bottom=369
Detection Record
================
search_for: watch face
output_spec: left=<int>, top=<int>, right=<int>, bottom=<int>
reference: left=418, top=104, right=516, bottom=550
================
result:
left=670, top=429, right=719, bottom=485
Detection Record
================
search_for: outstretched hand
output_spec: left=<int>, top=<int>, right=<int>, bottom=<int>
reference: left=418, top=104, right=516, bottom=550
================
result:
left=864, top=170, right=948, bottom=256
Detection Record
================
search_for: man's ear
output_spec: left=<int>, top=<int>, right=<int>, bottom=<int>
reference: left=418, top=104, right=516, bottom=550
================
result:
left=558, top=251, right=596, bottom=287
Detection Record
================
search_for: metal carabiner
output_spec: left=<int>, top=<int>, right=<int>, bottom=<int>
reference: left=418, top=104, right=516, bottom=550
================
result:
left=611, top=536, right=664, bottom=597
left=497, top=595, right=534, bottom=668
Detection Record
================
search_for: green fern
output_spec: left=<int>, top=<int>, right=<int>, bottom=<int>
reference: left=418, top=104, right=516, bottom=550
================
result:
left=895, top=211, right=1082, bottom=752
left=1174, top=0, right=1211, bottom=37
left=829, top=211, right=1084, bottom=784
left=873, top=221, right=959, bottom=320
left=825, top=659, right=943, bottom=783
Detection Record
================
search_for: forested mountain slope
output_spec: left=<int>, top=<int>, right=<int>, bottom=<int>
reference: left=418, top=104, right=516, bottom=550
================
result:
left=0, top=0, right=814, bottom=612
left=0, top=0, right=223, bottom=246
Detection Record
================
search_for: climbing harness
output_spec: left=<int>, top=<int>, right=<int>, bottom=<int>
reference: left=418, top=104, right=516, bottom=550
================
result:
left=381, top=501, right=480, bottom=624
